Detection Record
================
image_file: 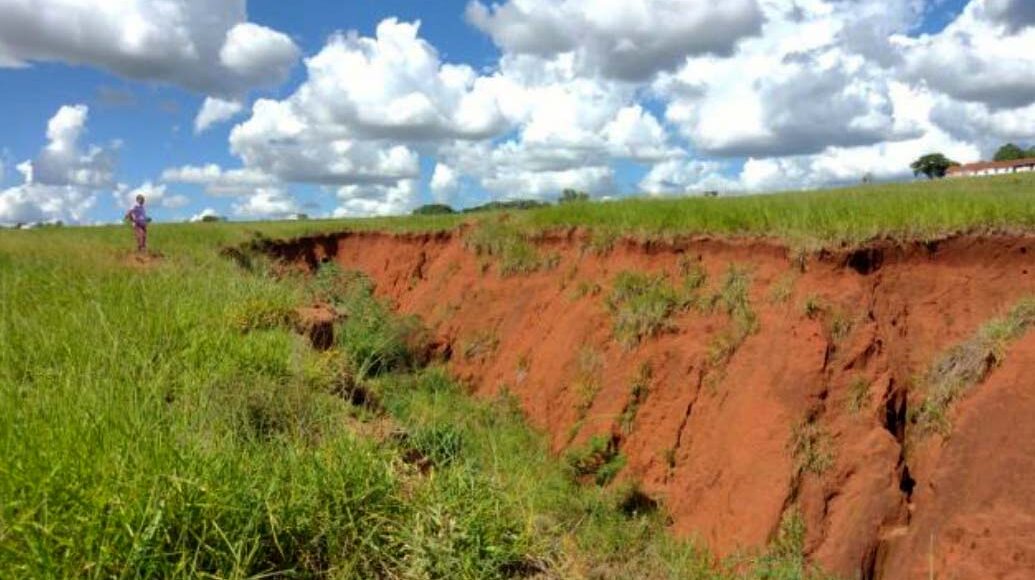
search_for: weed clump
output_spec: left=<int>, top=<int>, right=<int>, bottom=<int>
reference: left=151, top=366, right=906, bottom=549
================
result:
left=705, top=265, right=758, bottom=364
left=619, top=363, right=652, bottom=434
left=585, top=228, right=620, bottom=255
left=789, top=418, right=834, bottom=476
left=405, top=424, right=465, bottom=468
left=768, top=272, right=798, bottom=304
left=572, top=347, right=604, bottom=416
left=565, top=435, right=626, bottom=486
left=607, top=271, right=684, bottom=345
left=465, top=218, right=552, bottom=276
left=460, top=330, right=500, bottom=361
left=846, top=377, right=871, bottom=414
left=228, top=297, right=298, bottom=332
left=916, top=297, right=1035, bottom=434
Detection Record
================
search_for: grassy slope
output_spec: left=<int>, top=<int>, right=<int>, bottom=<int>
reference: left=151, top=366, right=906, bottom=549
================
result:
left=165, top=173, right=1035, bottom=247
left=0, top=226, right=826, bottom=578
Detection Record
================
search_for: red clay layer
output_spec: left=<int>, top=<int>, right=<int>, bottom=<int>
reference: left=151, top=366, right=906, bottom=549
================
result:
left=264, top=230, right=1035, bottom=579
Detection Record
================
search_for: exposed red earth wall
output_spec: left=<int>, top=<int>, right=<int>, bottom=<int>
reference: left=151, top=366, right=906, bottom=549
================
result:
left=263, top=230, right=1035, bottom=579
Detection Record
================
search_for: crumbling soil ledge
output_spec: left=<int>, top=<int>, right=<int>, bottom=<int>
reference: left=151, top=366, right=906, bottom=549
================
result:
left=258, top=229, right=1035, bottom=580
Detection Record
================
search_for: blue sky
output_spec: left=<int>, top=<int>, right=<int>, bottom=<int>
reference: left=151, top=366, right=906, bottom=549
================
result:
left=1, top=0, right=1033, bottom=225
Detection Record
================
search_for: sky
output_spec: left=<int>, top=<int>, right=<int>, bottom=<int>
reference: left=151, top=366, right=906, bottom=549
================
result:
left=1, top=0, right=1033, bottom=225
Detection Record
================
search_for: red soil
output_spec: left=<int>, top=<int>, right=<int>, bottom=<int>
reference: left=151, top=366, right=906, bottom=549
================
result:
left=264, top=229, right=1035, bottom=579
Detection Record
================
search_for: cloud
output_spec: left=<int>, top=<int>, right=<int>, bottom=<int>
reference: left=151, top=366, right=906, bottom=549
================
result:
left=334, top=179, right=419, bottom=217
left=466, top=0, right=764, bottom=81
left=194, top=97, right=244, bottom=133
left=31, top=104, right=116, bottom=188
left=0, top=183, right=97, bottom=225
left=161, top=163, right=276, bottom=195
left=430, top=163, right=459, bottom=201
left=232, top=187, right=300, bottom=219
left=229, top=100, right=422, bottom=186
left=0, top=0, right=299, bottom=98
left=113, top=181, right=191, bottom=210
left=108, top=2, right=1035, bottom=216
left=981, top=0, right=1035, bottom=32
left=0, top=104, right=116, bottom=225
left=930, top=99, right=1035, bottom=146
left=657, top=1, right=922, bottom=159
left=271, top=19, right=509, bottom=142
left=638, top=158, right=737, bottom=195
left=894, top=2, right=1035, bottom=109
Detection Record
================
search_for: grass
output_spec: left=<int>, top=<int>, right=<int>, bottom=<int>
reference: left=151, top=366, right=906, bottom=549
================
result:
left=915, top=297, right=1035, bottom=435
left=847, top=377, right=872, bottom=414
left=46, top=172, right=1035, bottom=250
left=0, top=221, right=838, bottom=578
left=789, top=418, right=835, bottom=476
left=564, top=435, right=626, bottom=487
left=606, top=271, right=686, bottom=346
left=768, top=272, right=798, bottom=304
left=620, top=363, right=653, bottom=434
left=572, top=347, right=604, bottom=417
left=504, top=173, right=1035, bottom=247
left=460, top=330, right=501, bottom=362
left=464, top=217, right=551, bottom=276
left=705, top=265, right=759, bottom=365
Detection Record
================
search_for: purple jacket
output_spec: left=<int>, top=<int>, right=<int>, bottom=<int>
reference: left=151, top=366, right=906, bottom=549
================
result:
left=128, top=204, right=148, bottom=227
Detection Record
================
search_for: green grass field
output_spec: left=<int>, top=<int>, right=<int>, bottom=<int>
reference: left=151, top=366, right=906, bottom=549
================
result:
left=137, top=173, right=1035, bottom=248
left=0, top=221, right=836, bottom=578
left=3, top=176, right=1027, bottom=577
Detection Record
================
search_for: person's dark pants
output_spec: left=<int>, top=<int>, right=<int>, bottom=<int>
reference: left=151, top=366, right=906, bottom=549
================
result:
left=134, top=224, right=147, bottom=252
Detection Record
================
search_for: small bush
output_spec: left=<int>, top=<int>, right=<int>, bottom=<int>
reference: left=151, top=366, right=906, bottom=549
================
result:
left=412, top=203, right=456, bottom=215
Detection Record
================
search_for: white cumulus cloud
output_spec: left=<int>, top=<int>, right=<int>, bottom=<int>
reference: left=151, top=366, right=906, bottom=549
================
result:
left=0, top=0, right=299, bottom=98
left=194, top=97, right=245, bottom=133
left=467, top=0, right=764, bottom=81
left=0, top=104, right=115, bottom=225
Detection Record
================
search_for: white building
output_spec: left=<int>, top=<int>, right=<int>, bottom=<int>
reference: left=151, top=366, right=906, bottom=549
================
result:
left=948, top=157, right=1035, bottom=178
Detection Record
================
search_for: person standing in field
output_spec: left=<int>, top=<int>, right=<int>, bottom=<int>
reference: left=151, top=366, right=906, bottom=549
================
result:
left=124, top=194, right=150, bottom=252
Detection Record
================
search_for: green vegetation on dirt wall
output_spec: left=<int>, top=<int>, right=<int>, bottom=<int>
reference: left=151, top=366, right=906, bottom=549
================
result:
left=0, top=225, right=835, bottom=578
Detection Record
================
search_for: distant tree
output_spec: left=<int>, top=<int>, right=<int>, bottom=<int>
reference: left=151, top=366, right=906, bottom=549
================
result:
left=861, top=172, right=874, bottom=184
left=412, top=203, right=456, bottom=216
left=994, top=143, right=1028, bottom=162
left=462, top=199, right=551, bottom=213
left=911, top=153, right=958, bottom=180
left=559, top=188, right=590, bottom=204
left=200, top=214, right=223, bottom=223
left=294, top=213, right=309, bottom=220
